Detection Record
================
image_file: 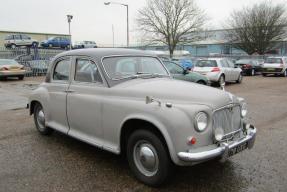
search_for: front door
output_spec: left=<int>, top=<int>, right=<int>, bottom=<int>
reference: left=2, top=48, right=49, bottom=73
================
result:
left=67, top=58, right=105, bottom=147
left=45, top=57, right=71, bottom=134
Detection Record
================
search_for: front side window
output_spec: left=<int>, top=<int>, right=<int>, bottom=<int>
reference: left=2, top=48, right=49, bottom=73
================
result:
left=75, top=59, right=102, bottom=83
left=53, top=59, right=70, bottom=81
left=102, top=56, right=169, bottom=79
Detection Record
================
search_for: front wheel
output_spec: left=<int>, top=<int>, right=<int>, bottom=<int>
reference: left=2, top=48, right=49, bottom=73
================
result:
left=126, top=129, right=173, bottom=187
left=283, top=70, right=287, bottom=77
left=33, top=103, right=53, bottom=135
left=18, top=75, right=24, bottom=80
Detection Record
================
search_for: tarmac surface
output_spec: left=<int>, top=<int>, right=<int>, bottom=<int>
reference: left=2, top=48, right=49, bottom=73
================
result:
left=0, top=76, right=286, bottom=192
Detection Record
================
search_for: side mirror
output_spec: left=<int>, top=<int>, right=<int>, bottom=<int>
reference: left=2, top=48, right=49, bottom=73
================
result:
left=183, top=69, right=189, bottom=75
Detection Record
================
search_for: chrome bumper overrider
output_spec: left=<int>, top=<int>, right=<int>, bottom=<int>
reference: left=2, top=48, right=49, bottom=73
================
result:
left=178, top=125, right=256, bottom=162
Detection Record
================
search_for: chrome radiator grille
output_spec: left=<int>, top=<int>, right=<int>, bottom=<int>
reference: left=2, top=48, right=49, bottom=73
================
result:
left=213, top=105, right=241, bottom=135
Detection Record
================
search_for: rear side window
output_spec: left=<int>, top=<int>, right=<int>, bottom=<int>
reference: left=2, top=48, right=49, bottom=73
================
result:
left=53, top=59, right=70, bottom=81
left=14, top=35, right=21, bottom=40
left=75, top=59, right=102, bottom=83
left=220, top=60, right=229, bottom=67
left=196, top=60, right=217, bottom=67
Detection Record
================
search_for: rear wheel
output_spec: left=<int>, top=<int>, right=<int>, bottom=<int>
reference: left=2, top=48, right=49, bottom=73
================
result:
left=32, top=42, right=38, bottom=48
left=236, top=73, right=243, bottom=83
left=250, top=69, right=255, bottom=76
left=11, top=44, right=16, bottom=49
left=197, top=80, right=207, bottom=85
left=262, top=73, right=267, bottom=77
left=217, top=75, right=225, bottom=87
left=126, top=129, right=173, bottom=187
left=33, top=103, right=53, bottom=135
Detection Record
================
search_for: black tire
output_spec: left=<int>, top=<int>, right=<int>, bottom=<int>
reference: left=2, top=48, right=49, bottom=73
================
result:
left=32, top=42, right=38, bottom=48
left=197, top=80, right=207, bottom=85
left=126, top=129, right=173, bottom=187
left=236, top=73, right=243, bottom=83
left=48, top=44, right=53, bottom=48
left=250, top=69, right=255, bottom=76
left=18, top=75, right=24, bottom=80
left=217, top=75, right=225, bottom=87
left=262, top=73, right=267, bottom=77
left=283, top=70, right=287, bottom=77
left=33, top=103, right=53, bottom=135
left=11, top=44, right=16, bottom=49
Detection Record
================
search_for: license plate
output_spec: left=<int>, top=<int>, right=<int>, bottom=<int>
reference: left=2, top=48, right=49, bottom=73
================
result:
left=267, top=68, right=275, bottom=71
left=228, top=142, right=248, bottom=157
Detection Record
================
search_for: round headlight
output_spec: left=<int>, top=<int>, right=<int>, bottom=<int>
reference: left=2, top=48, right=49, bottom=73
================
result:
left=214, top=127, right=224, bottom=141
left=241, top=103, right=248, bottom=117
left=195, top=112, right=208, bottom=132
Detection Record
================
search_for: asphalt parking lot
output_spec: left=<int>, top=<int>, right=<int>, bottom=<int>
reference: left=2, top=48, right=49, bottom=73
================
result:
left=0, top=76, right=287, bottom=192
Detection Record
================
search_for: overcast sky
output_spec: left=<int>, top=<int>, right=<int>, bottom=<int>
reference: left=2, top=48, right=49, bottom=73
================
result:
left=0, top=0, right=286, bottom=46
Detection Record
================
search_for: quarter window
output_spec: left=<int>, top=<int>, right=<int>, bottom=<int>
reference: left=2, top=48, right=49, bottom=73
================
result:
left=75, top=59, right=102, bottom=83
left=53, top=59, right=70, bottom=81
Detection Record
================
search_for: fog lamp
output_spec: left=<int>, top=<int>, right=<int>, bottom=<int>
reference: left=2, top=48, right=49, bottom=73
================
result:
left=214, top=127, right=224, bottom=141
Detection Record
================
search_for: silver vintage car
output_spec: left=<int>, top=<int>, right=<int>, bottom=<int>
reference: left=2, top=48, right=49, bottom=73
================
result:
left=28, top=49, right=256, bottom=186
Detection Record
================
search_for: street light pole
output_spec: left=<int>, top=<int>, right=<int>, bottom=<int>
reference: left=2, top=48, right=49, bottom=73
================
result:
left=104, top=2, right=129, bottom=47
left=67, top=14, right=73, bottom=50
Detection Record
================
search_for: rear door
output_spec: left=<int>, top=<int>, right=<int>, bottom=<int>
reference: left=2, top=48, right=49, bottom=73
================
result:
left=226, top=59, right=239, bottom=81
left=67, top=57, right=105, bottom=147
left=220, top=59, right=232, bottom=81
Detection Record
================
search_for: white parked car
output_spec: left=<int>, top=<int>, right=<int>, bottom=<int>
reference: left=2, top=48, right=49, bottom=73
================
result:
left=262, top=57, right=287, bottom=77
left=73, top=41, right=97, bottom=49
left=4, top=34, right=38, bottom=49
left=193, top=58, right=243, bottom=86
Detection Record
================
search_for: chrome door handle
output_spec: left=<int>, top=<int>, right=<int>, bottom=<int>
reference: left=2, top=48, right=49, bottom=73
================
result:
left=64, top=90, right=75, bottom=93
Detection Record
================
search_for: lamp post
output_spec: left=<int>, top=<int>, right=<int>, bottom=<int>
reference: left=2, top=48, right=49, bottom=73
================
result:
left=67, top=14, right=73, bottom=50
left=104, top=2, right=129, bottom=47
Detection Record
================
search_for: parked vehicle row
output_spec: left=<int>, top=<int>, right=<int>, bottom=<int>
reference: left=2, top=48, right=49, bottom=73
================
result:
left=28, top=48, right=257, bottom=187
left=3, top=34, right=97, bottom=50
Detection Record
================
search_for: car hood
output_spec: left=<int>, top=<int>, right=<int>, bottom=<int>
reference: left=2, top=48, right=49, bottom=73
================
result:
left=113, top=78, right=237, bottom=109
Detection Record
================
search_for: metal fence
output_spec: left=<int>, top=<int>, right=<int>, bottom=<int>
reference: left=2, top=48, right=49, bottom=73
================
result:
left=0, top=47, right=64, bottom=77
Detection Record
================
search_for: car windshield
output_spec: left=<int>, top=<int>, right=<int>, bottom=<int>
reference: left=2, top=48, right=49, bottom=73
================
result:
left=265, top=58, right=283, bottom=64
left=236, top=60, right=252, bottom=64
left=102, top=56, right=169, bottom=80
left=195, top=60, right=217, bottom=67
left=0, top=59, right=18, bottom=65
left=163, top=61, right=184, bottom=74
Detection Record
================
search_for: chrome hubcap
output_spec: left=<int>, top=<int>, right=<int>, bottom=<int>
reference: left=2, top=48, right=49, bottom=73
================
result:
left=37, top=109, right=45, bottom=130
left=133, top=141, right=159, bottom=177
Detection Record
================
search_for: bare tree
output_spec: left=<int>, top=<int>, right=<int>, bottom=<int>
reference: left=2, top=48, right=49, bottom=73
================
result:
left=227, top=1, right=287, bottom=55
left=137, top=0, right=206, bottom=57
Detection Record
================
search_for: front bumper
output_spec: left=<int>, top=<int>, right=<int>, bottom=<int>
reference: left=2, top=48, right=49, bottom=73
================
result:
left=178, top=125, right=256, bottom=162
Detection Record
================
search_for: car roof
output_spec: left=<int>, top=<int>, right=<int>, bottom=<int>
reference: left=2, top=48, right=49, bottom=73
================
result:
left=198, top=58, right=224, bottom=61
left=54, top=48, right=155, bottom=60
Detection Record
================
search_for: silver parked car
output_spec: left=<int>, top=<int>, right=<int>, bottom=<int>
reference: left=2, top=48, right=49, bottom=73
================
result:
left=28, top=49, right=256, bottom=186
left=194, top=58, right=243, bottom=86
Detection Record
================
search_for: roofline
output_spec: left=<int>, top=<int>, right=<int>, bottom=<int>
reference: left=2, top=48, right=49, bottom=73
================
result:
left=0, top=30, right=70, bottom=36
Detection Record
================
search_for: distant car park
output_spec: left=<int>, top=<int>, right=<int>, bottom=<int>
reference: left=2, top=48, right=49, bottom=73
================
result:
left=235, top=59, right=262, bottom=76
left=4, top=34, right=38, bottom=49
left=0, top=59, right=26, bottom=80
left=41, top=37, right=71, bottom=49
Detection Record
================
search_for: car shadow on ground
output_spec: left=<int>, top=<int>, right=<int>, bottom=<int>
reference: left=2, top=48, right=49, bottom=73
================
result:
left=36, top=130, right=247, bottom=192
